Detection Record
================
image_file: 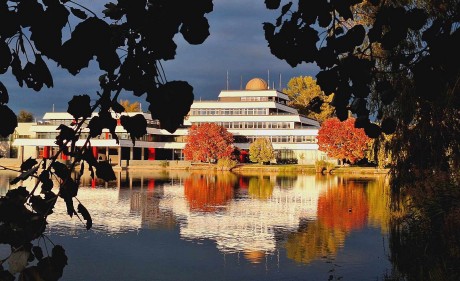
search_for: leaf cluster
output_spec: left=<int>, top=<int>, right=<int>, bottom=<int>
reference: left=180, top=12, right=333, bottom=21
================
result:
left=1, top=2, right=215, bottom=277
left=0, top=243, right=68, bottom=280
left=1, top=0, right=214, bottom=140
left=264, top=0, right=459, bottom=139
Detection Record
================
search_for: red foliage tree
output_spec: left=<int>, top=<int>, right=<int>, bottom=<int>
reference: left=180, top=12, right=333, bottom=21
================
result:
left=183, top=123, right=234, bottom=162
left=317, top=117, right=371, bottom=163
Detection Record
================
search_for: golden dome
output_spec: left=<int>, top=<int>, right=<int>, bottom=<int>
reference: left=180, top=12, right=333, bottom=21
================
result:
left=245, top=78, right=268, bottom=90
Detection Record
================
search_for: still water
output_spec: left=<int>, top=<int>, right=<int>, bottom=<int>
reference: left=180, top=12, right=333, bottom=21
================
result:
left=0, top=170, right=392, bottom=281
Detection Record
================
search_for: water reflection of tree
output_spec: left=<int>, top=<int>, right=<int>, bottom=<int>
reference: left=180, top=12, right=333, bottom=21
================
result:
left=366, top=176, right=390, bottom=233
left=184, top=173, right=236, bottom=212
left=248, top=176, right=274, bottom=200
left=317, top=181, right=369, bottom=231
left=285, top=220, right=346, bottom=264
left=386, top=182, right=460, bottom=281
left=285, top=179, right=376, bottom=265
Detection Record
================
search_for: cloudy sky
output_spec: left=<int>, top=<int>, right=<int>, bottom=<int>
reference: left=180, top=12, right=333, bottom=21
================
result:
left=5, top=1, right=319, bottom=119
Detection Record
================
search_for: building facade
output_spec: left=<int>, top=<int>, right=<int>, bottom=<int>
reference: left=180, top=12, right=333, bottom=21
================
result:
left=12, top=78, right=329, bottom=165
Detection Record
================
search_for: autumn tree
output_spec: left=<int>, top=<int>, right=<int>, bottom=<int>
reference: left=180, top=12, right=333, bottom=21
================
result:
left=317, top=118, right=371, bottom=164
left=184, top=123, right=234, bottom=163
left=119, top=99, right=141, bottom=112
left=284, top=76, right=334, bottom=122
left=17, top=110, right=34, bottom=122
left=264, top=0, right=460, bottom=188
left=249, top=137, right=275, bottom=164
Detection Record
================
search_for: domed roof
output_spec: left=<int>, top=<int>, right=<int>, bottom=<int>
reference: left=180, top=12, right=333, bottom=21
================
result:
left=245, top=78, right=268, bottom=90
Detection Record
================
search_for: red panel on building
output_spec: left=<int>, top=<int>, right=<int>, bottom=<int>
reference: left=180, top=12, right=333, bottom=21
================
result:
left=148, top=148, right=156, bottom=160
left=43, top=146, right=50, bottom=158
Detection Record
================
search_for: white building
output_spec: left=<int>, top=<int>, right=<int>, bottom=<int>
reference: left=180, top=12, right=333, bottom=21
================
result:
left=189, top=78, right=326, bottom=164
left=12, top=77, right=328, bottom=165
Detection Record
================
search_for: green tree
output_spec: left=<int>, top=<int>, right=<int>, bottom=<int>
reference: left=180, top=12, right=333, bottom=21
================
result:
left=283, top=76, right=334, bottom=122
left=17, top=110, right=34, bottom=122
left=249, top=137, right=275, bottom=164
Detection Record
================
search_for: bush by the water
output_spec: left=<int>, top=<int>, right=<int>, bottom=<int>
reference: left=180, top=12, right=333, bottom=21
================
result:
left=217, top=158, right=238, bottom=171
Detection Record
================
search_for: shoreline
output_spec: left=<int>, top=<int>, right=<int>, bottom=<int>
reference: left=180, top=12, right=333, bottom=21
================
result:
left=0, top=159, right=389, bottom=175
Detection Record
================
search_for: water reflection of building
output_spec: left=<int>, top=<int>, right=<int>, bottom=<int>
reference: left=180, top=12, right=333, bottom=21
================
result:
left=47, top=187, right=142, bottom=235
left=159, top=175, right=329, bottom=254
left=130, top=187, right=177, bottom=230
left=1, top=170, right=389, bottom=266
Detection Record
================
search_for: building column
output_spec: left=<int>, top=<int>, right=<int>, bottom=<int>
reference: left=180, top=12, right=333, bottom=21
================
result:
left=141, top=148, right=145, bottom=160
left=118, top=147, right=122, bottom=167
left=18, top=146, right=24, bottom=162
left=129, top=147, right=133, bottom=160
left=105, top=146, right=109, bottom=162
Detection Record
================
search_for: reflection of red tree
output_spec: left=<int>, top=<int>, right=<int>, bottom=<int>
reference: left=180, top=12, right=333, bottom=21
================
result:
left=318, top=182, right=369, bottom=231
left=184, top=174, right=234, bottom=213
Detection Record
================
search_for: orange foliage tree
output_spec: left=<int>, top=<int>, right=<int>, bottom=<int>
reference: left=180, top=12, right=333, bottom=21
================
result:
left=183, top=123, right=234, bottom=162
left=317, top=117, right=371, bottom=163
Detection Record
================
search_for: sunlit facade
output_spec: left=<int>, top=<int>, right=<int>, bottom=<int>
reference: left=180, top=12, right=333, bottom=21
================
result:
left=12, top=77, right=328, bottom=165
left=188, top=78, right=327, bottom=164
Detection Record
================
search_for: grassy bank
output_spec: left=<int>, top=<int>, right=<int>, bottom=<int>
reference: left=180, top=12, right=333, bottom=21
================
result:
left=230, top=163, right=389, bottom=174
left=1, top=158, right=390, bottom=175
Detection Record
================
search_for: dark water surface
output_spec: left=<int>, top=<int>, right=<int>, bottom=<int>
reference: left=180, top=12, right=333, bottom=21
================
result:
left=0, top=170, right=392, bottom=281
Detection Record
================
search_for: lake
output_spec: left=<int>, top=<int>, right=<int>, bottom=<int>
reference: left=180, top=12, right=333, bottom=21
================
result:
left=1, top=170, right=393, bottom=281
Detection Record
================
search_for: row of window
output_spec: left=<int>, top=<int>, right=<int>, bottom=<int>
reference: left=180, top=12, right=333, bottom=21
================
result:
left=234, top=135, right=317, bottom=144
left=36, top=132, right=185, bottom=143
left=192, top=121, right=292, bottom=129
left=34, top=132, right=316, bottom=144
left=240, top=97, right=269, bottom=102
left=190, top=108, right=268, bottom=116
left=38, top=119, right=75, bottom=126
